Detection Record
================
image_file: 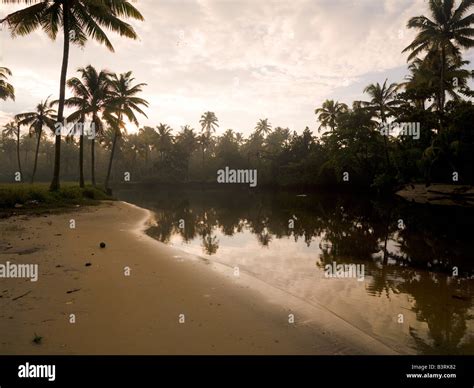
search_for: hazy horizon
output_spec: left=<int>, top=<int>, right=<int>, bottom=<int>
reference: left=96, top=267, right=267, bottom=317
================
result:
left=1, top=0, right=473, bottom=136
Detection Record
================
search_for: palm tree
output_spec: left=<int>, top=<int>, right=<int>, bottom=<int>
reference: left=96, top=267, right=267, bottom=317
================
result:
left=64, top=66, right=112, bottom=187
left=255, top=118, right=272, bottom=136
left=362, top=80, right=401, bottom=166
left=137, top=126, right=158, bottom=171
left=15, top=97, right=56, bottom=183
left=176, top=125, right=197, bottom=181
left=402, top=0, right=474, bottom=114
left=315, top=100, right=348, bottom=132
left=199, top=111, right=218, bottom=165
left=199, top=111, right=219, bottom=135
left=155, top=123, right=173, bottom=162
left=0, top=67, right=15, bottom=101
left=2, top=119, right=22, bottom=179
left=362, top=80, right=401, bottom=124
left=1, top=0, right=144, bottom=191
left=104, top=71, right=148, bottom=192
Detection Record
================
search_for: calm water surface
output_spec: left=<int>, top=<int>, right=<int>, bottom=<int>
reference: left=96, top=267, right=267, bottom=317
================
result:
left=117, top=188, right=474, bottom=355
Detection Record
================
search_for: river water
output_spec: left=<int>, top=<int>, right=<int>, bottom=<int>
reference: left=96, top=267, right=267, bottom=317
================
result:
left=116, top=187, right=474, bottom=355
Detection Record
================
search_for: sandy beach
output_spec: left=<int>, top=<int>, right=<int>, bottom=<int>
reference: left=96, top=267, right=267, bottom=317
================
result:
left=0, top=201, right=397, bottom=355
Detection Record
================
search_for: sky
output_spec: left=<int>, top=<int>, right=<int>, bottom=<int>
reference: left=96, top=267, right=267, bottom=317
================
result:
left=1, top=0, right=473, bottom=137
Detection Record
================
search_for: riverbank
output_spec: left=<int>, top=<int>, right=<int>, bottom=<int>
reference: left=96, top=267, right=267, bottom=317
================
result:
left=0, top=201, right=398, bottom=354
left=396, top=184, right=474, bottom=207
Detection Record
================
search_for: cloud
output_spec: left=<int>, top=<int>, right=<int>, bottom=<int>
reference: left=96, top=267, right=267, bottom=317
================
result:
left=0, top=0, right=471, bottom=135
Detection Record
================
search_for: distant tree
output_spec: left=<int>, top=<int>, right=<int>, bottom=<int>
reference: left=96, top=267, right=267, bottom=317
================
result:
left=315, top=100, right=348, bottom=132
left=15, top=97, right=56, bottom=183
left=255, top=118, right=272, bottom=136
left=199, top=111, right=219, bottom=136
left=2, top=119, right=22, bottom=178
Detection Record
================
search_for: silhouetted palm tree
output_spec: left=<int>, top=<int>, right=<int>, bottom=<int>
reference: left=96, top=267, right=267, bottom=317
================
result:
left=315, top=100, right=348, bottom=132
left=199, top=111, right=219, bottom=135
left=2, top=119, right=22, bottom=178
left=15, top=97, right=56, bottom=183
left=105, top=71, right=148, bottom=192
left=0, top=67, right=15, bottom=101
left=1, top=0, right=144, bottom=190
left=65, top=66, right=112, bottom=187
left=362, top=80, right=400, bottom=166
left=155, top=123, right=173, bottom=162
left=255, top=118, right=272, bottom=136
left=402, top=0, right=474, bottom=113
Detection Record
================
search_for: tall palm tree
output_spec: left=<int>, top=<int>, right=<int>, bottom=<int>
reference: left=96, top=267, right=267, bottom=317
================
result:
left=402, top=54, right=473, bottom=110
left=104, top=71, right=148, bottom=192
left=255, top=118, right=272, bottom=136
left=15, top=97, right=56, bottom=183
left=362, top=80, right=401, bottom=124
left=137, top=126, right=158, bottom=171
left=1, top=0, right=144, bottom=191
left=402, top=0, right=474, bottom=114
left=315, top=100, right=348, bottom=132
left=362, top=80, right=400, bottom=166
left=2, top=119, right=22, bottom=179
left=199, top=111, right=219, bottom=135
left=199, top=111, right=218, bottom=166
left=155, top=123, right=173, bottom=162
left=176, top=125, right=197, bottom=181
left=0, top=67, right=15, bottom=101
left=64, top=66, right=112, bottom=187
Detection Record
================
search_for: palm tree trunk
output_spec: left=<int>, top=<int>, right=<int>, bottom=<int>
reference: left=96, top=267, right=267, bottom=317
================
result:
left=105, top=128, right=119, bottom=193
left=79, top=115, right=85, bottom=188
left=50, top=2, right=71, bottom=191
left=440, top=46, right=446, bottom=113
left=16, top=124, right=22, bottom=180
left=79, top=133, right=85, bottom=187
left=31, top=128, right=42, bottom=184
left=91, top=138, right=96, bottom=187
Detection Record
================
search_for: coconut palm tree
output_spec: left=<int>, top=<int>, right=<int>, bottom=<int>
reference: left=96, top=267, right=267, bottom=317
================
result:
left=0, top=67, right=15, bottom=101
left=199, top=111, right=219, bottom=135
left=361, top=80, right=401, bottom=124
left=2, top=119, right=22, bottom=179
left=402, top=0, right=474, bottom=114
left=176, top=125, right=198, bottom=181
left=362, top=80, right=401, bottom=166
left=315, top=100, right=348, bottom=132
left=155, top=123, right=173, bottom=163
left=15, top=97, right=57, bottom=183
left=104, top=71, right=148, bottom=192
left=1, top=0, right=144, bottom=191
left=255, top=118, right=272, bottom=136
left=64, top=65, right=112, bottom=187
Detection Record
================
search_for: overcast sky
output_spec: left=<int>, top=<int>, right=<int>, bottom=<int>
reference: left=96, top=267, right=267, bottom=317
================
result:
left=1, top=0, right=473, bottom=136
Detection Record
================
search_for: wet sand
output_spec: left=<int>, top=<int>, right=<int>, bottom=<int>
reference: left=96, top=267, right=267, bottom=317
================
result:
left=0, top=201, right=397, bottom=354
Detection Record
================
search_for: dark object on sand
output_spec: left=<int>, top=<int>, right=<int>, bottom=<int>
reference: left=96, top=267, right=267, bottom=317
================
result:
left=85, top=262, right=92, bottom=267
left=100, top=242, right=106, bottom=248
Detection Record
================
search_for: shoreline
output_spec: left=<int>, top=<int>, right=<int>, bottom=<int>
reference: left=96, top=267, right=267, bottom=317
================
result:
left=0, top=201, right=398, bottom=355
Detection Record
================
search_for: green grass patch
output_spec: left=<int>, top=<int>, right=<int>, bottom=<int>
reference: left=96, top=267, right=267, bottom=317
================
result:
left=0, top=183, right=114, bottom=212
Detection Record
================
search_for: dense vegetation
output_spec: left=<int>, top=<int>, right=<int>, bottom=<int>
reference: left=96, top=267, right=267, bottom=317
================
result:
left=1, top=0, right=473, bottom=194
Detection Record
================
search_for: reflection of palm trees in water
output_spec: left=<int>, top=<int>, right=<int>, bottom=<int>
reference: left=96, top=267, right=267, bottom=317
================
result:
left=398, top=272, right=474, bottom=355
left=131, top=189, right=474, bottom=354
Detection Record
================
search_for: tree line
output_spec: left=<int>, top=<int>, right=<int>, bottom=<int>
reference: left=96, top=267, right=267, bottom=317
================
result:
left=1, top=0, right=473, bottom=192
